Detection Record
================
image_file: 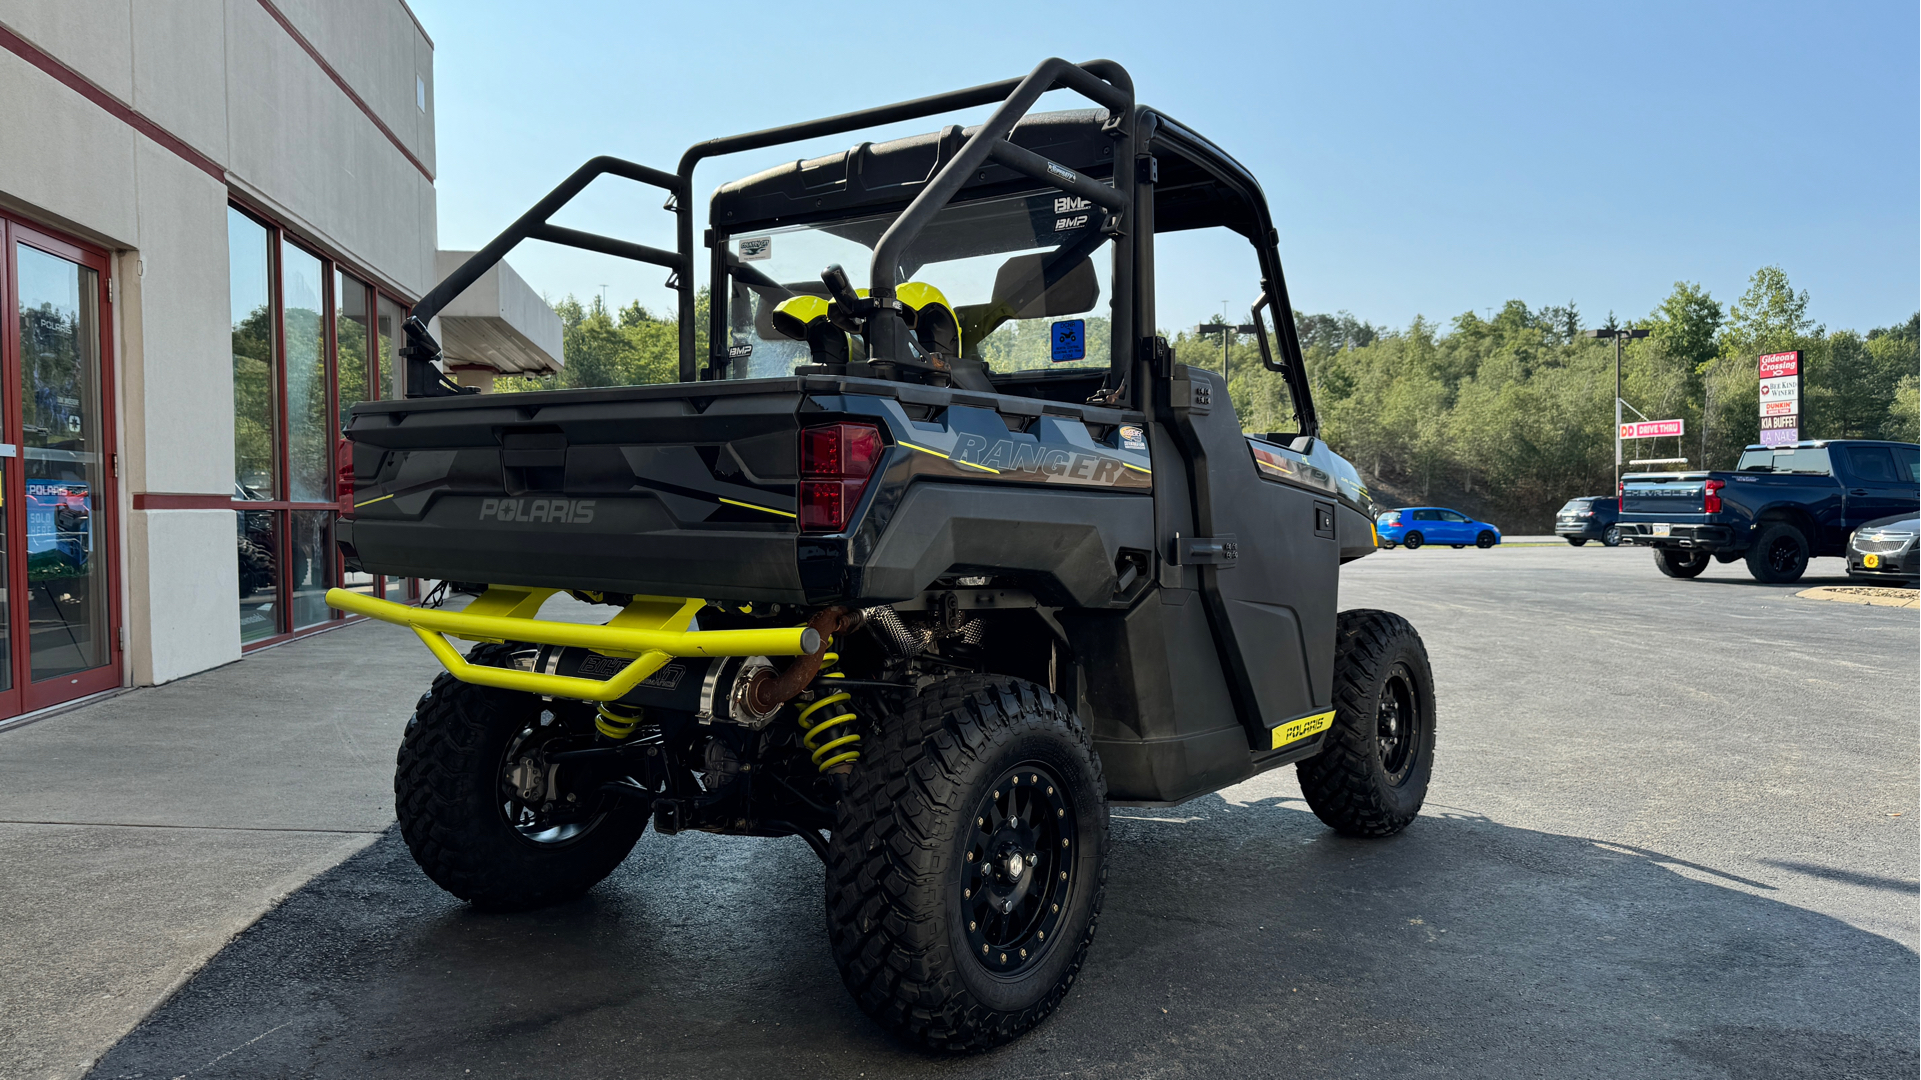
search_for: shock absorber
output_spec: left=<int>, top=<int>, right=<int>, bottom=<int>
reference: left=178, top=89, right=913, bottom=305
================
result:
left=595, top=701, right=646, bottom=740
left=795, top=638, right=861, bottom=772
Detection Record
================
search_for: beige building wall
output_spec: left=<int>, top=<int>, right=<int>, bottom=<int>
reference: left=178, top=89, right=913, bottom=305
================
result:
left=0, top=0, right=436, bottom=687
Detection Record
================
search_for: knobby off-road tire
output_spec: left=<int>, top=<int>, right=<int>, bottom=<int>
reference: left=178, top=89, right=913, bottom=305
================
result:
left=1297, top=610, right=1435, bottom=838
left=395, top=643, right=647, bottom=911
left=1654, top=547, right=1710, bottom=579
left=1745, top=522, right=1810, bottom=584
left=826, top=674, right=1107, bottom=1051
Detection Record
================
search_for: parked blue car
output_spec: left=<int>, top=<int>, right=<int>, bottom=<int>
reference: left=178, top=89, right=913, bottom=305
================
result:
left=1376, top=507, right=1502, bottom=550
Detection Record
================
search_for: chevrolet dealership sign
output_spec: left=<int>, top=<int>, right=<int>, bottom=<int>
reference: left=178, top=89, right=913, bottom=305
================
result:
left=1757, top=351, right=1801, bottom=446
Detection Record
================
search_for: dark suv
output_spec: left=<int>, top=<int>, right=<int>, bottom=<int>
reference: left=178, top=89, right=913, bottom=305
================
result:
left=1554, top=496, right=1620, bottom=547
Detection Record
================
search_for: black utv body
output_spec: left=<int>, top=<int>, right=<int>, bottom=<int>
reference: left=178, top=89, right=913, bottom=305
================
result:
left=330, top=59, right=1435, bottom=1051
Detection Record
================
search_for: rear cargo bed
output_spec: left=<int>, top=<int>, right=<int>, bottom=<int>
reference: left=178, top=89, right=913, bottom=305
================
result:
left=340, top=380, right=812, bottom=601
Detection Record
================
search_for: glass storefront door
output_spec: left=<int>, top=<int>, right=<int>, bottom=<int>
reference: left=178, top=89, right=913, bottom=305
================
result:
left=2, top=220, right=120, bottom=715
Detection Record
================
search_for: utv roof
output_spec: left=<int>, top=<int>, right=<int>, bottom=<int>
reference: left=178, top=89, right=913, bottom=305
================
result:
left=711, top=108, right=1270, bottom=240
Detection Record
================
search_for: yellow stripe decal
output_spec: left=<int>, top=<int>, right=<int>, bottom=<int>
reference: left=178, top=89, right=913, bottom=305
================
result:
left=1271, top=709, right=1337, bottom=750
left=718, top=497, right=797, bottom=519
left=1122, top=462, right=1152, bottom=474
left=352, top=492, right=395, bottom=508
left=898, top=440, right=1001, bottom=474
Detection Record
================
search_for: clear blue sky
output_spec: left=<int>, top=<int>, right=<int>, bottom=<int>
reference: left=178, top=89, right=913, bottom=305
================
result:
left=411, top=0, right=1918, bottom=336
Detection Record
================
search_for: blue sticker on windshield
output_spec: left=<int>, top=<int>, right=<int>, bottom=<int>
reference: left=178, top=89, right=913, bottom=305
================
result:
left=1051, top=319, right=1086, bottom=363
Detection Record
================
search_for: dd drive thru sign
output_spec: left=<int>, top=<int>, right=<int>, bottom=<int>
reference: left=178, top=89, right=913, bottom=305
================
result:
left=1758, top=350, right=1802, bottom=446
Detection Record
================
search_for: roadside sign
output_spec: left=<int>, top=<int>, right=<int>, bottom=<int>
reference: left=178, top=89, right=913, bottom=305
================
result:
left=1757, top=350, right=1801, bottom=445
left=1620, top=419, right=1684, bottom=439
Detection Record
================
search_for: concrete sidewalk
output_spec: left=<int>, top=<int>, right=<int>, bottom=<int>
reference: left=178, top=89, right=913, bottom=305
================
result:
left=0, top=617, right=444, bottom=1080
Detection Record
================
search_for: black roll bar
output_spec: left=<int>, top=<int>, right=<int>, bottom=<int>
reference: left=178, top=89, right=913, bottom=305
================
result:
left=401, top=156, right=683, bottom=396
left=400, top=60, right=1134, bottom=395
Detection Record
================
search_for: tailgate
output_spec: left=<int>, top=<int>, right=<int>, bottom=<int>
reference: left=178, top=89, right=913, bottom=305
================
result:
left=1621, top=473, right=1707, bottom=517
left=338, top=381, right=810, bottom=601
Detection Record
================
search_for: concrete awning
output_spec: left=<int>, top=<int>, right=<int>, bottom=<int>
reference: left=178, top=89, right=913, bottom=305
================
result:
left=429, top=251, right=563, bottom=377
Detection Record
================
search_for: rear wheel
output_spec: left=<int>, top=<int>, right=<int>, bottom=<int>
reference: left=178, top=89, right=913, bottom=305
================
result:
left=1475, top=531, right=1497, bottom=549
left=394, top=644, right=647, bottom=911
left=1602, top=525, right=1622, bottom=547
left=1297, top=610, right=1436, bottom=838
left=1653, top=547, right=1710, bottom=579
left=1746, top=522, right=1810, bottom=584
left=1567, top=538, right=1588, bottom=547
left=1403, top=532, right=1425, bottom=550
left=827, top=675, right=1106, bottom=1051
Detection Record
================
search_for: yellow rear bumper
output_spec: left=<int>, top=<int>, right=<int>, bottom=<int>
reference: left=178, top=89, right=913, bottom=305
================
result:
left=324, top=586, right=816, bottom=703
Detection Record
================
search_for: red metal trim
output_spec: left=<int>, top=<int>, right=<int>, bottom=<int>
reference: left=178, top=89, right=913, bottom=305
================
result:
left=0, top=24, right=225, bottom=183
left=134, top=493, right=233, bottom=511
left=253, top=0, right=435, bottom=182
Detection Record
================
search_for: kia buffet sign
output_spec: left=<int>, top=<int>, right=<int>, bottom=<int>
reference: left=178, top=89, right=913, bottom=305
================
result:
left=1757, top=350, right=1801, bottom=446
left=1620, top=419, right=1684, bottom=439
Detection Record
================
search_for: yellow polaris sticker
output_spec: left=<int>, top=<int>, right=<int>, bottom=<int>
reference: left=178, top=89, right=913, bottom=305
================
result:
left=1864, top=553, right=1881, bottom=569
left=1272, top=710, right=1336, bottom=749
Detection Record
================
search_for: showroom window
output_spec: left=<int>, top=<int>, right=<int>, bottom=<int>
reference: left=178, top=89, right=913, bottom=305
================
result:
left=228, top=206, right=417, bottom=648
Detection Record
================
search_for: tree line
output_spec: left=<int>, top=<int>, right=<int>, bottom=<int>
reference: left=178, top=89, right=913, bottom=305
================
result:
left=508, top=266, right=1918, bottom=533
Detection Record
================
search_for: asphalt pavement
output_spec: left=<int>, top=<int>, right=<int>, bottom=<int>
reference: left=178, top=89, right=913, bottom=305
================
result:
left=32, top=547, right=1921, bottom=1079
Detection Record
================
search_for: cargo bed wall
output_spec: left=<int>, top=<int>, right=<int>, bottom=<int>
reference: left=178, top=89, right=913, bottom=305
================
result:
left=340, top=383, right=812, bottom=601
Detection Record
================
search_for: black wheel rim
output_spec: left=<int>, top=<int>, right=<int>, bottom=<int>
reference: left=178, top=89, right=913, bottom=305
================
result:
left=1767, top=536, right=1801, bottom=572
left=961, top=763, right=1074, bottom=976
left=1376, top=665, right=1421, bottom=784
left=498, top=711, right=608, bottom=847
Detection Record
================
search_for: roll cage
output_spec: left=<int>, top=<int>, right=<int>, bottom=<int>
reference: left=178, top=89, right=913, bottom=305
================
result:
left=400, top=58, right=1317, bottom=435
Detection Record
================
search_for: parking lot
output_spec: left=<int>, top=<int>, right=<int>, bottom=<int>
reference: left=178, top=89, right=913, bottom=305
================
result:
left=54, top=546, right=1921, bottom=1078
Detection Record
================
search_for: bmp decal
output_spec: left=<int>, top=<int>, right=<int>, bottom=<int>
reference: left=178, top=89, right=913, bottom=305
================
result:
left=479, top=498, right=596, bottom=523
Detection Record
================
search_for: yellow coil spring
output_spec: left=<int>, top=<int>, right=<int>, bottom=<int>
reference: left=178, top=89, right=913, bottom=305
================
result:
left=595, top=701, right=645, bottom=740
left=795, top=643, right=861, bottom=772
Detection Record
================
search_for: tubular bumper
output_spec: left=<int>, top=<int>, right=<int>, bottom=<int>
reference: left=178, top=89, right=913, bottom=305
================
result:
left=324, top=587, right=819, bottom=703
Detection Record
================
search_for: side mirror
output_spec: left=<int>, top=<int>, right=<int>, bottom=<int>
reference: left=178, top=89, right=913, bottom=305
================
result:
left=990, top=252, right=1099, bottom=319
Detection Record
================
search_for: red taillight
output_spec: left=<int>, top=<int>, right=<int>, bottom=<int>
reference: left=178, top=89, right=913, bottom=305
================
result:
left=1703, top=478, right=1724, bottom=514
left=799, top=422, right=883, bottom=532
left=336, top=438, right=354, bottom=510
left=801, top=422, right=881, bottom=480
left=1386, top=512, right=1402, bottom=525
left=1618, top=479, right=1625, bottom=513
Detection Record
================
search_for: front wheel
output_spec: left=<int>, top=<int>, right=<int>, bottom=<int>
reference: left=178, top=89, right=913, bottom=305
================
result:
left=394, top=644, right=648, bottom=911
left=1403, top=532, right=1425, bottom=550
left=1475, top=531, right=1497, bottom=549
left=827, top=675, right=1106, bottom=1051
left=1746, top=522, right=1809, bottom=584
left=1297, top=610, right=1436, bottom=837
left=1654, top=547, right=1710, bottom=579
left=1567, top=538, right=1588, bottom=547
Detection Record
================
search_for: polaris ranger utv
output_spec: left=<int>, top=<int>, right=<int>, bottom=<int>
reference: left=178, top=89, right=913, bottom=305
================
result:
left=327, top=59, right=1435, bottom=1050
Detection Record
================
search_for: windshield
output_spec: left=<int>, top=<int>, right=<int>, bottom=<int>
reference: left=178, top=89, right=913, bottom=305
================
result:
left=718, top=190, right=1113, bottom=380
left=1736, top=447, right=1832, bottom=475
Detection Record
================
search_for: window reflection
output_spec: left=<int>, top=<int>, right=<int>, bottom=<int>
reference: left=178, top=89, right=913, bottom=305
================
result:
left=289, top=510, right=333, bottom=629
left=237, top=509, right=279, bottom=644
left=283, top=244, right=330, bottom=503
left=230, top=209, right=275, bottom=498
left=18, top=244, right=110, bottom=679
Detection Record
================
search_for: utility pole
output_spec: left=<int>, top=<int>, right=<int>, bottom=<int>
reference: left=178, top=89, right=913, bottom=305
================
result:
left=1585, top=326, right=1650, bottom=498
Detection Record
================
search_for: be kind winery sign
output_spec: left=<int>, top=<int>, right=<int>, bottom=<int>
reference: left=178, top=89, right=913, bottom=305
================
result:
left=1757, top=350, right=1801, bottom=447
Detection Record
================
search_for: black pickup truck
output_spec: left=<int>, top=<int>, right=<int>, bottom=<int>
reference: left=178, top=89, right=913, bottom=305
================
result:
left=1617, top=440, right=1920, bottom=582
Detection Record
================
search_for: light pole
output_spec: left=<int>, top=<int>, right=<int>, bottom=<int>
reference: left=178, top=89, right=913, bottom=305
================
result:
left=1194, top=320, right=1260, bottom=380
left=1585, top=326, right=1650, bottom=498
